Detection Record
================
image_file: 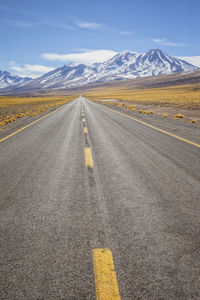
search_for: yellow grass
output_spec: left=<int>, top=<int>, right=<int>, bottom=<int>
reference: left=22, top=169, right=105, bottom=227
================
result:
left=144, top=111, right=154, bottom=115
left=84, top=83, right=200, bottom=108
left=174, top=114, right=184, bottom=119
left=0, top=96, right=74, bottom=107
left=0, top=96, right=75, bottom=127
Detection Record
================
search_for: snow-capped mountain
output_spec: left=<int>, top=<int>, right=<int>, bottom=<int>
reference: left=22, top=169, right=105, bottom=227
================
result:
left=90, top=49, right=196, bottom=82
left=4, top=49, right=197, bottom=91
left=0, top=70, right=31, bottom=88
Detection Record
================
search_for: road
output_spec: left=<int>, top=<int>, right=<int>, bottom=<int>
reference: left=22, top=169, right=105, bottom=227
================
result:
left=0, top=97, right=200, bottom=299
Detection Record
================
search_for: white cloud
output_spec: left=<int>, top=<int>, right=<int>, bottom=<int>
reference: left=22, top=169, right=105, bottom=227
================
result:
left=152, top=38, right=188, bottom=47
left=41, top=49, right=117, bottom=64
left=178, top=56, right=200, bottom=67
left=120, top=31, right=134, bottom=35
left=52, top=23, right=75, bottom=30
left=75, top=21, right=102, bottom=30
left=2, top=19, right=37, bottom=28
left=9, top=62, right=54, bottom=78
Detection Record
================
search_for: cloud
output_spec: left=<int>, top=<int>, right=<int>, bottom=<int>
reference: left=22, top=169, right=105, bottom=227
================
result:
left=120, top=31, right=134, bottom=35
left=0, top=5, right=35, bottom=16
left=51, top=23, right=75, bottom=30
left=9, top=62, right=54, bottom=78
left=178, top=56, right=200, bottom=67
left=3, top=19, right=37, bottom=28
left=75, top=20, right=102, bottom=30
left=152, top=38, right=188, bottom=47
left=41, top=49, right=117, bottom=64
left=0, top=5, right=76, bottom=30
left=0, top=18, right=76, bottom=30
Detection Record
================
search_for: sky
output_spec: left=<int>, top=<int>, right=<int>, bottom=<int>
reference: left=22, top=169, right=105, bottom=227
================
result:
left=0, top=0, right=199, bottom=78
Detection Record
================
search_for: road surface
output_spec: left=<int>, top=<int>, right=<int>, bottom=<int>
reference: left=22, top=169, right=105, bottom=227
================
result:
left=0, top=97, right=200, bottom=299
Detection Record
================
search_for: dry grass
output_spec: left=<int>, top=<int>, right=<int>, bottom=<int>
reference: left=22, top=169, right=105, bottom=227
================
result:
left=143, top=111, right=154, bottom=115
left=0, top=96, right=75, bottom=128
left=174, top=114, right=184, bottom=119
left=127, top=105, right=136, bottom=111
left=0, top=95, right=75, bottom=107
left=84, top=83, right=200, bottom=108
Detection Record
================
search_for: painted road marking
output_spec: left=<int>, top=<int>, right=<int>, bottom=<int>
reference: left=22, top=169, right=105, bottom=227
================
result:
left=83, top=127, right=88, bottom=134
left=93, top=248, right=121, bottom=300
left=0, top=106, right=63, bottom=144
left=104, top=106, right=200, bottom=149
left=82, top=118, right=86, bottom=122
left=84, top=147, right=93, bottom=168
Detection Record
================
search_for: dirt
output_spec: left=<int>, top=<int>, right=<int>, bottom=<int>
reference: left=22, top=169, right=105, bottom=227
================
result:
left=97, top=99, right=200, bottom=126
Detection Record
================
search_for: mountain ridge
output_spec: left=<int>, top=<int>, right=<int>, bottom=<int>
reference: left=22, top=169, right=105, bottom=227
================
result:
left=0, top=49, right=197, bottom=91
left=0, top=70, right=31, bottom=88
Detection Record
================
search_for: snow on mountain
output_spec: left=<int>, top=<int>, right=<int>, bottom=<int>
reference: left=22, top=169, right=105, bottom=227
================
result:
left=0, top=70, right=31, bottom=88
left=5, top=49, right=197, bottom=91
left=178, top=56, right=200, bottom=68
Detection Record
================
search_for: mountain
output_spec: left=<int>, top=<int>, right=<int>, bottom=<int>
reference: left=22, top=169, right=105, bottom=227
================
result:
left=2, top=49, right=197, bottom=91
left=91, top=49, right=196, bottom=82
left=0, top=70, right=31, bottom=88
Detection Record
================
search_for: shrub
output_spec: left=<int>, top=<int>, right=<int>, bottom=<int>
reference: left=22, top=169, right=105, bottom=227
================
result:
left=16, top=113, right=25, bottom=118
left=190, top=119, right=196, bottom=123
left=174, top=114, right=184, bottom=119
left=128, top=105, right=135, bottom=110
left=144, top=111, right=154, bottom=115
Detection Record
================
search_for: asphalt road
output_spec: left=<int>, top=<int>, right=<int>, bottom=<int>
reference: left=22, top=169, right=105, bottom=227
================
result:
left=0, top=97, right=200, bottom=299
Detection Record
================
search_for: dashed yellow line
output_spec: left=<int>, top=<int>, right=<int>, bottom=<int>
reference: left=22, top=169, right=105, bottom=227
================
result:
left=84, top=147, right=93, bottom=168
left=82, top=118, right=86, bottom=122
left=83, top=127, right=88, bottom=134
left=93, top=248, right=121, bottom=300
left=104, top=106, right=200, bottom=149
left=0, top=106, right=63, bottom=144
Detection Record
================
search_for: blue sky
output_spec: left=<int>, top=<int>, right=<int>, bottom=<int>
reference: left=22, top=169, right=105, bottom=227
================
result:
left=0, top=0, right=199, bottom=77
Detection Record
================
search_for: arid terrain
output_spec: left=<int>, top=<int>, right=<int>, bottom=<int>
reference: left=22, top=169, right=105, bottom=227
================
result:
left=0, top=96, right=76, bottom=131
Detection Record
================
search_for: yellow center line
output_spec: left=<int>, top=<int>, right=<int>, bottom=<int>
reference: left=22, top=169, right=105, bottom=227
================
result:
left=103, top=105, right=200, bottom=149
left=83, top=127, right=88, bottom=134
left=84, top=147, right=93, bottom=168
left=93, top=248, right=121, bottom=300
left=0, top=105, right=63, bottom=144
